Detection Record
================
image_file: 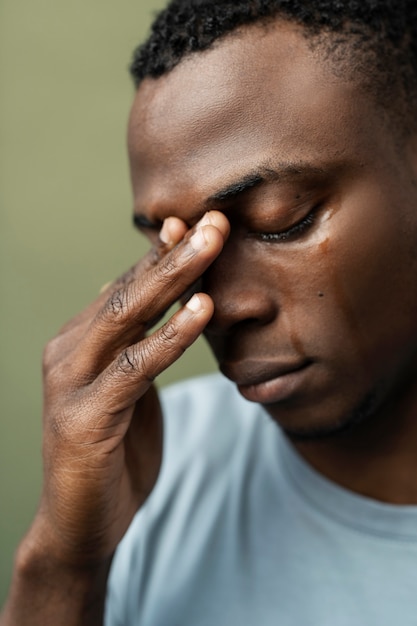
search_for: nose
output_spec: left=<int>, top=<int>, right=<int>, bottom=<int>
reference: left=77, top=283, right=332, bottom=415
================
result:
left=202, top=236, right=278, bottom=336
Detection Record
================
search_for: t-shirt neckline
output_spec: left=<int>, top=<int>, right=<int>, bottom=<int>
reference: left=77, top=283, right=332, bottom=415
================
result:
left=278, top=430, right=417, bottom=541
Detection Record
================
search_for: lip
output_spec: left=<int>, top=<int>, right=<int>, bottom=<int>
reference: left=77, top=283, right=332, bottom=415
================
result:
left=220, top=359, right=312, bottom=404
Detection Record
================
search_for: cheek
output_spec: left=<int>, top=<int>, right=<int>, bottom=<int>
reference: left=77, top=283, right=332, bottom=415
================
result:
left=300, top=200, right=417, bottom=371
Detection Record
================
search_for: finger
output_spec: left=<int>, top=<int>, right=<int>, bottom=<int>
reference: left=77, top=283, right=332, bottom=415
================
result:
left=77, top=211, right=229, bottom=374
left=107, top=216, right=189, bottom=293
left=46, top=217, right=189, bottom=370
left=89, top=292, right=214, bottom=415
left=107, top=216, right=189, bottom=294
left=99, top=281, right=112, bottom=294
left=159, top=216, right=188, bottom=246
left=58, top=216, right=189, bottom=337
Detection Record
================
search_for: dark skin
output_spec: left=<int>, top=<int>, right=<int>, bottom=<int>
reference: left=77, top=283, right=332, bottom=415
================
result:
left=2, top=18, right=417, bottom=625
left=129, top=21, right=417, bottom=500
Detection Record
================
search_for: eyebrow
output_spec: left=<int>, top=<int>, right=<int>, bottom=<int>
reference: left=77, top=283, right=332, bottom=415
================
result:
left=208, top=172, right=266, bottom=202
left=133, top=162, right=326, bottom=229
left=206, top=163, right=325, bottom=206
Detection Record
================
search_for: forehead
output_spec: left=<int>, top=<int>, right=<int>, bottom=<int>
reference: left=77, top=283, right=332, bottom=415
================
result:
left=128, top=20, right=382, bottom=219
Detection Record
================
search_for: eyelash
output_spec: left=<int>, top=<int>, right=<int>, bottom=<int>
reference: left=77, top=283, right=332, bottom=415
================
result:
left=134, top=204, right=319, bottom=243
left=253, top=208, right=317, bottom=243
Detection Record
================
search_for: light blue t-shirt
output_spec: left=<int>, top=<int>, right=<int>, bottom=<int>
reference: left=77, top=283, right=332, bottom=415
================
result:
left=105, top=373, right=417, bottom=625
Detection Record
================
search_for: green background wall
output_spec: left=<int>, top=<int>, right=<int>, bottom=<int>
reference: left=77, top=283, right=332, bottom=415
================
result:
left=0, top=0, right=217, bottom=605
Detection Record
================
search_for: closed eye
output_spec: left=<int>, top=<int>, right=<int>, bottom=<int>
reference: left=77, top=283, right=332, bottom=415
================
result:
left=250, top=208, right=318, bottom=243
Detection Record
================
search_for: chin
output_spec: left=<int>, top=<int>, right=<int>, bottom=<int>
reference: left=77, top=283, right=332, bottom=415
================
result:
left=266, top=384, right=385, bottom=443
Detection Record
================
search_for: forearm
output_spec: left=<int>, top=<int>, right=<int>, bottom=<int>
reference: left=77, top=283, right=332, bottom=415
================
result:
left=0, top=531, right=112, bottom=626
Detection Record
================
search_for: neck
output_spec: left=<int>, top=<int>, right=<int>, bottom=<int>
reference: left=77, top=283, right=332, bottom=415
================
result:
left=292, top=379, right=417, bottom=505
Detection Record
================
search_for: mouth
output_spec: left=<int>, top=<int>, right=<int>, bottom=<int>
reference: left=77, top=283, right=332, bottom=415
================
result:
left=220, top=359, right=313, bottom=404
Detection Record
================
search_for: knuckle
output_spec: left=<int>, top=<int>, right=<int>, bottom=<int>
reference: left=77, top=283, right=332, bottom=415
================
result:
left=43, top=340, right=93, bottom=394
left=45, top=361, right=64, bottom=389
left=49, top=362, right=93, bottom=393
left=118, top=348, right=136, bottom=373
left=159, top=319, right=179, bottom=344
left=116, top=346, right=153, bottom=382
left=145, top=320, right=183, bottom=364
left=108, top=288, right=129, bottom=319
left=117, top=346, right=140, bottom=373
left=47, top=408, right=71, bottom=440
left=154, top=254, right=177, bottom=283
left=42, top=336, right=62, bottom=372
left=45, top=360, right=72, bottom=396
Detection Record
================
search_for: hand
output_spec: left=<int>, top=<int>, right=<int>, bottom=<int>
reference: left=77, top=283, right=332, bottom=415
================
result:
left=33, top=210, right=229, bottom=567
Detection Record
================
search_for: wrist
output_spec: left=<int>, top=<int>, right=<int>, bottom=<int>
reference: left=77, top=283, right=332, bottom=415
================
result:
left=1, top=519, right=113, bottom=626
left=16, top=524, right=113, bottom=584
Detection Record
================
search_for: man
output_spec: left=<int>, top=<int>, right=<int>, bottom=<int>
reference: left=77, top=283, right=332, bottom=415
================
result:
left=2, top=0, right=417, bottom=623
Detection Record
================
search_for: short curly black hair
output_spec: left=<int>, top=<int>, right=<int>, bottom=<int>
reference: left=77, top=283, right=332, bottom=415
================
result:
left=129, top=0, right=417, bottom=129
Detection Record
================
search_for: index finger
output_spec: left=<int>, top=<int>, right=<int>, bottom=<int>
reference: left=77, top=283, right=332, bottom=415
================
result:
left=73, top=211, right=230, bottom=374
left=58, top=216, right=188, bottom=336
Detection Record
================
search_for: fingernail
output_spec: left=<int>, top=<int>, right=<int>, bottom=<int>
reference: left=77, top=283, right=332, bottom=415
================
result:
left=99, top=281, right=112, bottom=294
left=198, top=212, right=212, bottom=227
left=159, top=219, right=172, bottom=245
left=186, top=294, right=202, bottom=312
left=189, top=227, right=207, bottom=250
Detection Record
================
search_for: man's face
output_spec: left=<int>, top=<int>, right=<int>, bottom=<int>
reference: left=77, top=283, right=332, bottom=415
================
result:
left=128, top=20, right=417, bottom=437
